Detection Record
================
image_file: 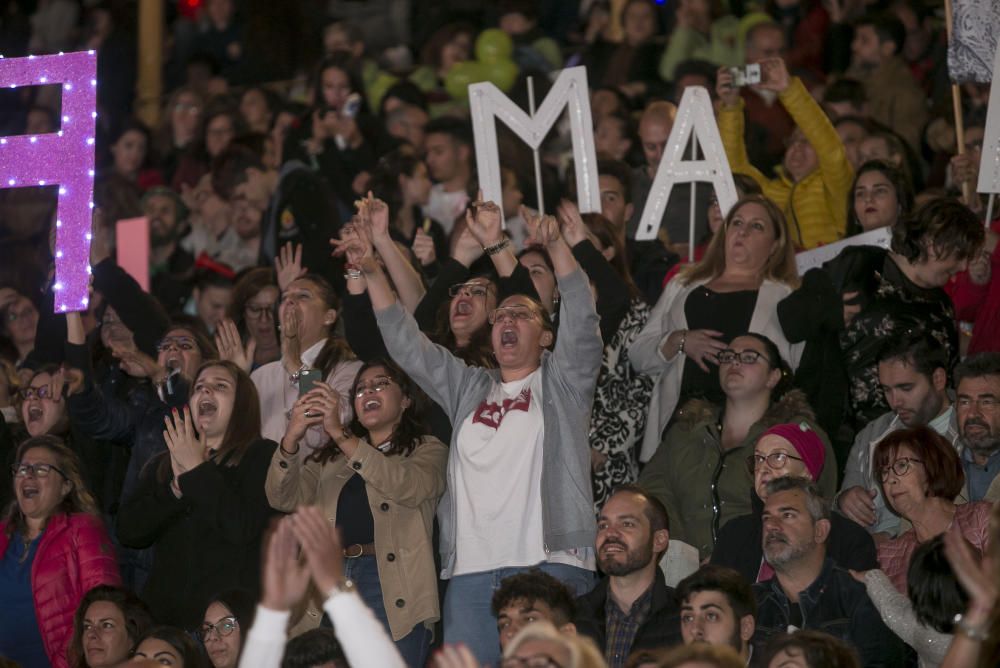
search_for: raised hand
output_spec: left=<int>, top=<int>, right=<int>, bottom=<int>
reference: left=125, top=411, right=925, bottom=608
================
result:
left=289, top=506, right=346, bottom=595
left=163, top=406, right=207, bottom=474
left=757, top=57, right=791, bottom=94
left=715, top=66, right=740, bottom=108
left=555, top=199, right=588, bottom=247
left=275, top=243, right=307, bottom=291
left=215, top=318, right=256, bottom=373
left=412, top=228, right=436, bottom=266
left=466, top=192, right=504, bottom=247
left=364, top=192, right=392, bottom=241
left=261, top=517, right=311, bottom=612
left=305, top=382, right=344, bottom=443
left=452, top=225, right=485, bottom=268
left=283, top=392, right=325, bottom=452
left=111, top=343, right=165, bottom=381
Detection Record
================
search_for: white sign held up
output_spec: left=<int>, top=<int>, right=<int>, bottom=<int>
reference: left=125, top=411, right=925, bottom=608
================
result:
left=977, top=39, right=1000, bottom=195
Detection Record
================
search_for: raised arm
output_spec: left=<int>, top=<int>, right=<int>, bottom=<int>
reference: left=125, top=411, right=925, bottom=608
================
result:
left=365, top=194, right=427, bottom=313
left=716, top=67, right=770, bottom=191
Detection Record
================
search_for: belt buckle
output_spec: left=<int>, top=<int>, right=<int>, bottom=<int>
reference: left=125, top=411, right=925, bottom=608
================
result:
left=343, top=544, right=364, bottom=559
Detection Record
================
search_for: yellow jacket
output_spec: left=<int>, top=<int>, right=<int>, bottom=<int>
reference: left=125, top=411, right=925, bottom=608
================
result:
left=719, top=77, right=854, bottom=249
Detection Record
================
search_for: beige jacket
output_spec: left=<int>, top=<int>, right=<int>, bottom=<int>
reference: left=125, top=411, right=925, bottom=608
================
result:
left=265, top=436, right=448, bottom=640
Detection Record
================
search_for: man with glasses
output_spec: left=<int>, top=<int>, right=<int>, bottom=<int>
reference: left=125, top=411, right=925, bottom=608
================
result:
left=751, top=477, right=904, bottom=667
left=954, top=352, right=1000, bottom=504
left=837, top=331, right=958, bottom=537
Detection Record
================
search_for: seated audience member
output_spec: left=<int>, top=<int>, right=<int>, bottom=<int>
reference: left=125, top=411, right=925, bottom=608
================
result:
left=502, top=622, right=607, bottom=668
left=574, top=486, right=682, bottom=668
left=626, top=101, right=714, bottom=251
left=676, top=565, right=757, bottom=667
left=712, top=423, right=876, bottom=582
left=0, top=436, right=121, bottom=668
left=717, top=57, right=853, bottom=249
left=266, top=360, right=446, bottom=665
left=196, top=590, right=255, bottom=668
left=779, top=198, right=984, bottom=431
left=874, top=426, right=994, bottom=593
left=492, top=569, right=579, bottom=653
left=69, top=585, right=153, bottom=668
left=131, top=626, right=210, bottom=668
left=838, top=331, right=959, bottom=537
left=630, top=195, right=801, bottom=464
left=218, top=267, right=280, bottom=371
left=854, top=535, right=967, bottom=667
left=238, top=508, right=407, bottom=668
left=846, top=13, right=928, bottom=154
left=190, top=267, right=235, bottom=335
left=250, top=274, right=361, bottom=449
left=641, top=334, right=835, bottom=558
left=146, top=186, right=197, bottom=315
left=279, top=628, right=346, bottom=668
left=762, top=631, right=861, bottom=668
left=752, top=477, right=905, bottom=666
left=954, top=353, right=1000, bottom=502
left=846, top=159, right=914, bottom=236
left=366, top=203, right=601, bottom=665
left=116, top=361, right=277, bottom=628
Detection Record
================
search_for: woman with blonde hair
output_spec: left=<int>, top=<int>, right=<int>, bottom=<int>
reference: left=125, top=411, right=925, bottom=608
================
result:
left=630, top=194, right=802, bottom=463
left=502, top=622, right=607, bottom=668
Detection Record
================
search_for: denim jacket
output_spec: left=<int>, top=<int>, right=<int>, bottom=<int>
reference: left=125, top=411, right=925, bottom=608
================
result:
left=752, top=558, right=905, bottom=667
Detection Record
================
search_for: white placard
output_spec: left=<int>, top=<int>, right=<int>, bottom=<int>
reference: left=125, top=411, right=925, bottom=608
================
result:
left=977, top=39, right=1000, bottom=194
left=634, top=86, right=738, bottom=241
left=795, top=227, right=892, bottom=274
left=469, top=66, right=600, bottom=222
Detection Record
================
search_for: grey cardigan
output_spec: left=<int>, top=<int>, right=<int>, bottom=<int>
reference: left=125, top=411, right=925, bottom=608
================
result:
left=375, top=267, right=603, bottom=577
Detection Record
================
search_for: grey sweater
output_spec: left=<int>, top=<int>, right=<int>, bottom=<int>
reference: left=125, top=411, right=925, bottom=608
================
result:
left=375, top=267, right=603, bottom=577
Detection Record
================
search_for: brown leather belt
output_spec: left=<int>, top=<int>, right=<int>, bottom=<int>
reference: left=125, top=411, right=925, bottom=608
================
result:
left=342, top=542, right=376, bottom=558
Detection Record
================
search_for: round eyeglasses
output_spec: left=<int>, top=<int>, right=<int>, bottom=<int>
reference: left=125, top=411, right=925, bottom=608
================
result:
left=198, top=616, right=238, bottom=641
left=879, top=457, right=923, bottom=482
left=745, top=452, right=805, bottom=476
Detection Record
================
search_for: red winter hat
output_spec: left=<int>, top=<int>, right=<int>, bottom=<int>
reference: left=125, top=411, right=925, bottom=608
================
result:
left=759, top=422, right=825, bottom=482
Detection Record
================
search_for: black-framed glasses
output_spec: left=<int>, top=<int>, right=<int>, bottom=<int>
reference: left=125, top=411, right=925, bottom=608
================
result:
left=19, top=386, right=53, bottom=401
left=449, top=282, right=494, bottom=299
left=355, top=376, right=395, bottom=397
left=879, top=457, right=923, bottom=482
left=488, top=306, right=538, bottom=325
left=12, top=462, right=67, bottom=479
left=717, top=349, right=767, bottom=365
left=745, top=452, right=805, bottom=475
left=244, top=303, right=276, bottom=320
left=197, top=616, right=238, bottom=641
left=156, top=336, right=196, bottom=352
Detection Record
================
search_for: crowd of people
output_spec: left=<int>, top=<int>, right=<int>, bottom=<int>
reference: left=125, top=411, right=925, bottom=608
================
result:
left=2, top=1, right=1000, bottom=667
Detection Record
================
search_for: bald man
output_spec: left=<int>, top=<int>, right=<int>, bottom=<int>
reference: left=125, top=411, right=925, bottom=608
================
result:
left=627, top=100, right=714, bottom=258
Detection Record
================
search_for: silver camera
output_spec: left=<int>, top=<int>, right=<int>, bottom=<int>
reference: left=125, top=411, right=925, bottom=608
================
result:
left=729, top=64, right=762, bottom=87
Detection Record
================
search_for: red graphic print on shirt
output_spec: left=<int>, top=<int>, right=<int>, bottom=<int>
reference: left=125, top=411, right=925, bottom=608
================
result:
left=471, top=388, right=532, bottom=429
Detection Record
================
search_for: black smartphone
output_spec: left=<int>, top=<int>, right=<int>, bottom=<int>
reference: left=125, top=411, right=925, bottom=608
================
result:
left=298, top=369, right=322, bottom=397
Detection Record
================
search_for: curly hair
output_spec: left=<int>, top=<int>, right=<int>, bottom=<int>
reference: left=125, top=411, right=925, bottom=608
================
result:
left=490, top=569, right=577, bottom=625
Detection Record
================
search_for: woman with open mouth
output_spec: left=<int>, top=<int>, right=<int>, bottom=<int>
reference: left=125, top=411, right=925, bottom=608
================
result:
left=361, top=200, right=604, bottom=666
left=266, top=358, right=446, bottom=667
left=0, top=435, right=121, bottom=668
left=116, top=360, right=278, bottom=629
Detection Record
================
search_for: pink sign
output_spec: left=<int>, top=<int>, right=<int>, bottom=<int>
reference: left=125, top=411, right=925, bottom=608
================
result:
left=0, top=51, right=97, bottom=312
left=115, top=217, right=150, bottom=292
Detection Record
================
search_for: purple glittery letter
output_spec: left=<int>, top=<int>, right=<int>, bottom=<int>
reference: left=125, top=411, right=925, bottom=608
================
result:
left=0, top=51, right=97, bottom=312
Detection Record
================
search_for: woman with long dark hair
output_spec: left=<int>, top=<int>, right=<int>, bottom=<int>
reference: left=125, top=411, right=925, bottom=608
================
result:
left=116, top=361, right=277, bottom=628
left=69, top=585, right=153, bottom=668
left=266, top=359, right=446, bottom=667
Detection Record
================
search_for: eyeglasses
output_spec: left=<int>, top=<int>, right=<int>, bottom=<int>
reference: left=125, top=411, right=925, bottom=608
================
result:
left=156, top=336, right=196, bottom=352
left=717, top=349, right=767, bottom=365
left=245, top=303, right=276, bottom=320
left=745, top=452, right=805, bottom=475
left=449, top=282, right=494, bottom=299
left=12, top=462, right=67, bottom=479
left=501, top=656, right=564, bottom=668
left=488, top=306, right=539, bottom=325
left=879, top=457, right=923, bottom=482
left=355, top=376, right=395, bottom=397
left=20, top=386, right=53, bottom=401
left=197, top=617, right=238, bottom=641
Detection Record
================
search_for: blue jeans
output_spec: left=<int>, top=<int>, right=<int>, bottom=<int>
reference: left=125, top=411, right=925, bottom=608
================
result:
left=322, top=555, right=431, bottom=668
left=443, top=563, right=595, bottom=666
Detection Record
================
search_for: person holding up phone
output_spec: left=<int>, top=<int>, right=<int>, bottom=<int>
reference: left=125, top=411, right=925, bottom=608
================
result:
left=716, top=56, right=854, bottom=250
left=250, top=274, right=361, bottom=455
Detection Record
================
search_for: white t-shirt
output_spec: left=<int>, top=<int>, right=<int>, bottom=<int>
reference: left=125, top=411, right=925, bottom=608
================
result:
left=422, top=185, right=469, bottom=235
left=451, top=369, right=594, bottom=575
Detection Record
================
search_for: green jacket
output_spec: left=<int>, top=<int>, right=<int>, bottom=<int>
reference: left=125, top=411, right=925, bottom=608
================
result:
left=639, top=389, right=836, bottom=559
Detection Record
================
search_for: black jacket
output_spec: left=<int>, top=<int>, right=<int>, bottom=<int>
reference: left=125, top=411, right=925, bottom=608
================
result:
left=116, top=439, right=278, bottom=628
left=574, top=569, right=682, bottom=660
left=753, top=558, right=906, bottom=667
left=711, top=493, right=877, bottom=582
